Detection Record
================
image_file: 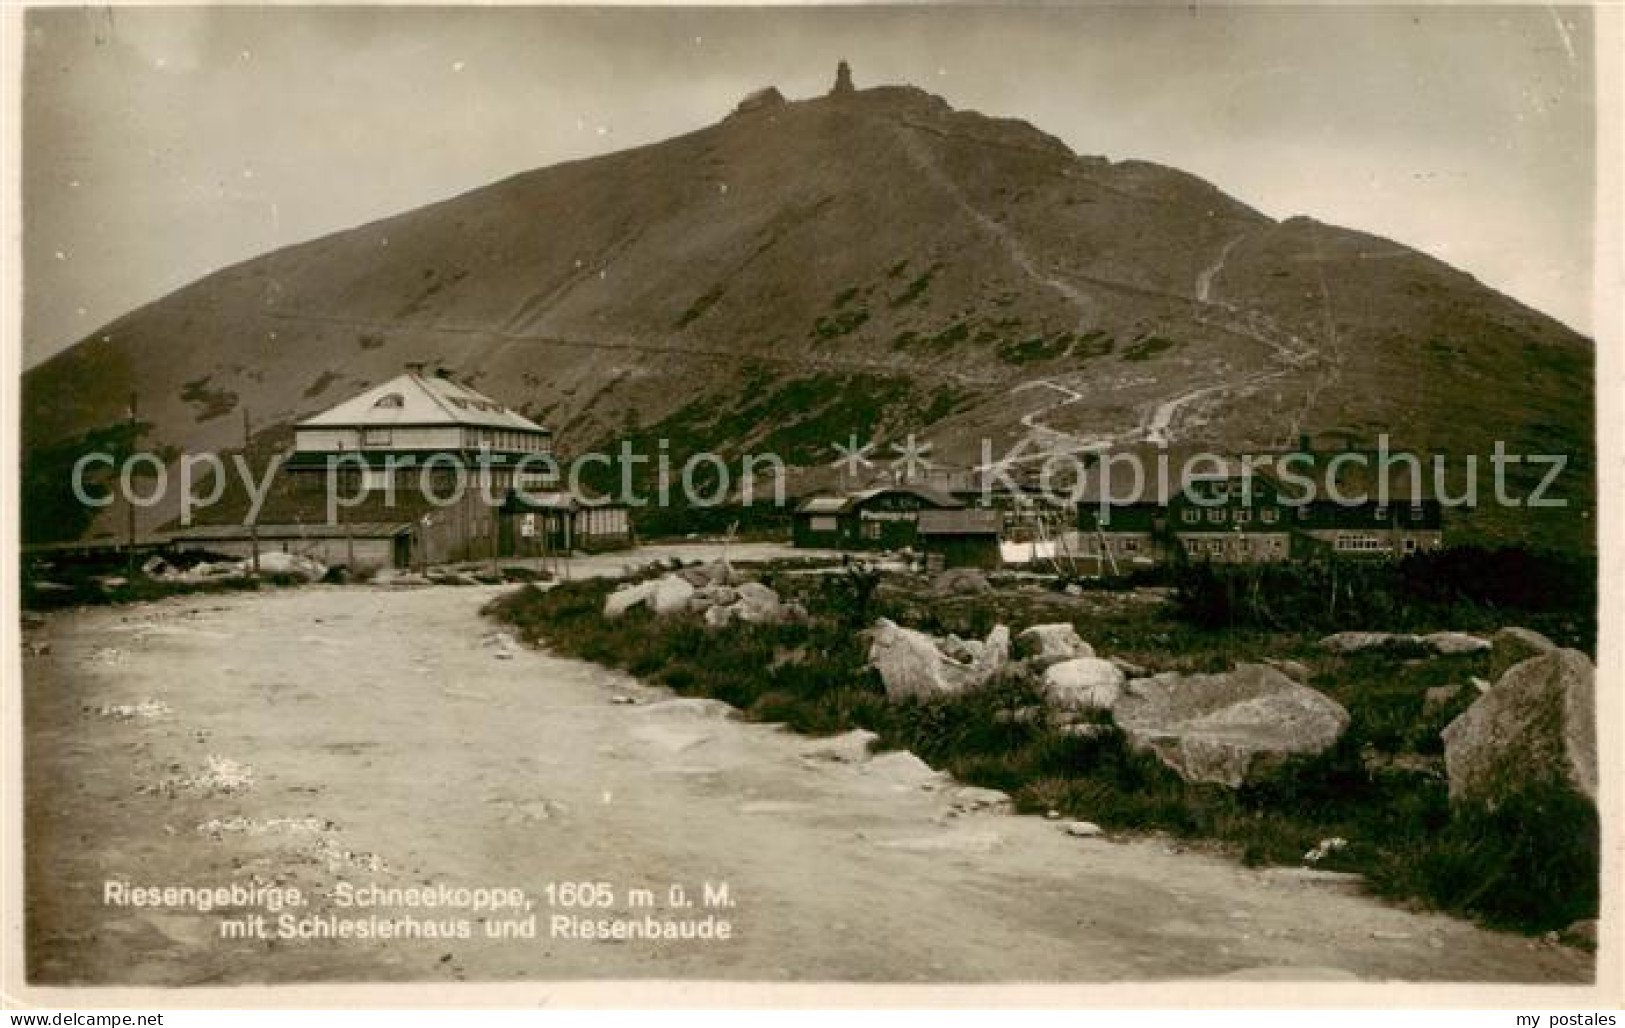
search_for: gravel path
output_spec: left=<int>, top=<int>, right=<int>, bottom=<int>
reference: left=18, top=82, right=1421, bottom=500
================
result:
left=21, top=581, right=1593, bottom=986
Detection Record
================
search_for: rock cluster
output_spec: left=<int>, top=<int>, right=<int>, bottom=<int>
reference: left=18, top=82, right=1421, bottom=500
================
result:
left=147, top=551, right=329, bottom=584
left=865, top=619, right=1010, bottom=702
left=864, top=617, right=1352, bottom=788
left=1319, top=630, right=1490, bottom=656
left=602, top=562, right=807, bottom=627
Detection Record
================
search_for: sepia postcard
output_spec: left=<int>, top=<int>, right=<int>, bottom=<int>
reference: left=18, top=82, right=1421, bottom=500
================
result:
left=3, top=1, right=1620, bottom=1011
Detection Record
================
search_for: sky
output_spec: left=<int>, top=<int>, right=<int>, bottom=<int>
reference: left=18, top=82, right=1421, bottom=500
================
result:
left=21, top=4, right=1597, bottom=367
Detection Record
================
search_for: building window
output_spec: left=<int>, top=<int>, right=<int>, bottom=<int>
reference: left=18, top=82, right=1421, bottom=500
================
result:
left=1206, top=508, right=1226, bottom=524
left=1335, top=533, right=1386, bottom=553
left=1233, top=508, right=1252, bottom=524
left=1261, top=508, right=1279, bottom=524
left=1208, top=539, right=1224, bottom=555
left=1120, top=538, right=1140, bottom=552
left=809, top=516, right=838, bottom=532
left=861, top=521, right=882, bottom=540
left=1182, top=509, right=1200, bottom=524
left=1374, top=506, right=1389, bottom=521
left=362, top=427, right=392, bottom=447
left=373, top=393, right=404, bottom=409
left=1404, top=537, right=1418, bottom=553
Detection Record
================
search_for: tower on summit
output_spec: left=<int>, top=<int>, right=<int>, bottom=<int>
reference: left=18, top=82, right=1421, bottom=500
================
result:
left=832, top=59, right=855, bottom=95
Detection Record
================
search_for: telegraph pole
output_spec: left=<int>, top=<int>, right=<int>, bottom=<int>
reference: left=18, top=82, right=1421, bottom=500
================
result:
left=126, top=392, right=138, bottom=576
left=243, top=406, right=260, bottom=575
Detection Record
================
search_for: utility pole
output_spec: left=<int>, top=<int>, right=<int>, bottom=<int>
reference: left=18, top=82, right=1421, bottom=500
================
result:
left=126, top=392, right=138, bottom=576
left=243, top=406, right=260, bottom=575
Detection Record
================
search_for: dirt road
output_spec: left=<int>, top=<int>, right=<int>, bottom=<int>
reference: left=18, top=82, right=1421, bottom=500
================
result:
left=22, top=581, right=1592, bottom=985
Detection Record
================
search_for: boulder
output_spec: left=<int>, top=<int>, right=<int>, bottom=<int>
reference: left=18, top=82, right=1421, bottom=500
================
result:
left=1042, top=658, right=1126, bottom=711
left=141, top=555, right=175, bottom=578
left=862, top=750, right=944, bottom=790
left=865, top=619, right=1008, bottom=702
left=1489, top=626, right=1559, bottom=679
left=933, top=568, right=992, bottom=596
left=1111, top=656, right=1151, bottom=679
left=1422, top=631, right=1491, bottom=656
left=1320, top=631, right=1421, bottom=654
left=734, top=581, right=783, bottom=623
left=603, top=580, right=658, bottom=618
left=633, top=697, right=737, bottom=719
left=801, top=729, right=880, bottom=764
left=702, top=603, right=737, bottom=629
left=980, top=625, right=1012, bottom=670
left=1014, top=624, right=1094, bottom=663
left=696, top=585, right=739, bottom=607
left=953, top=786, right=1012, bottom=810
left=257, top=551, right=327, bottom=582
left=1111, top=663, right=1351, bottom=788
left=686, top=595, right=716, bottom=614
left=649, top=575, right=696, bottom=615
left=1441, top=648, right=1596, bottom=807
left=482, top=631, right=521, bottom=659
left=1264, top=658, right=1312, bottom=684
left=940, top=635, right=984, bottom=663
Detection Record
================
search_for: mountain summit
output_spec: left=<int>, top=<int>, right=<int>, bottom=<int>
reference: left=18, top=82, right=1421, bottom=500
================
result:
left=22, top=73, right=1593, bottom=547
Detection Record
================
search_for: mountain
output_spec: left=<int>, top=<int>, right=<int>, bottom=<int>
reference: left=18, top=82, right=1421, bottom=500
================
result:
left=21, top=69, right=1594, bottom=550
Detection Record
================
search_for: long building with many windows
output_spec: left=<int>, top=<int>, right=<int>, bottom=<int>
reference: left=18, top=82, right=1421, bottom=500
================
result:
left=1074, top=449, right=1444, bottom=567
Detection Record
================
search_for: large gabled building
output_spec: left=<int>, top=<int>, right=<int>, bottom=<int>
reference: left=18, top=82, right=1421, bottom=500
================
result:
left=287, top=362, right=554, bottom=486
left=173, top=364, right=628, bottom=571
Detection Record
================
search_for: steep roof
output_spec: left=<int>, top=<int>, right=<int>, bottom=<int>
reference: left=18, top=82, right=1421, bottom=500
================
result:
left=795, top=483, right=966, bottom=515
left=169, top=522, right=412, bottom=541
left=1074, top=449, right=1442, bottom=505
left=796, top=495, right=849, bottom=514
left=847, top=483, right=965, bottom=510
left=298, top=371, right=547, bottom=432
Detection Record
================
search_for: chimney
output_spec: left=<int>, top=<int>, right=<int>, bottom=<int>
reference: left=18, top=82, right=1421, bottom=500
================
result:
left=404, top=361, right=426, bottom=376
left=832, top=59, right=854, bottom=96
